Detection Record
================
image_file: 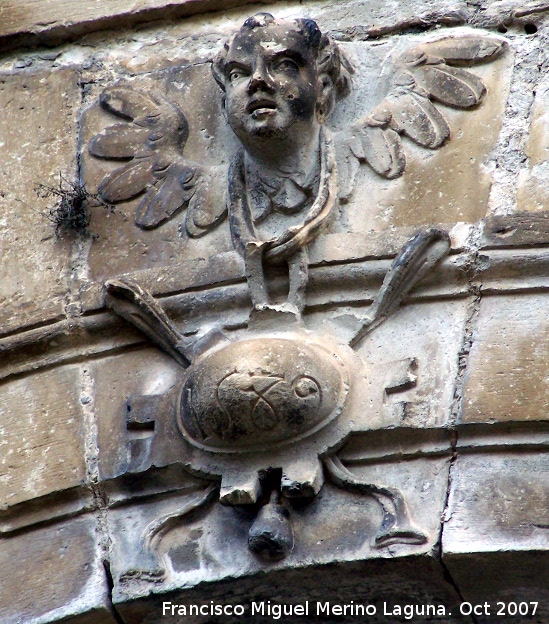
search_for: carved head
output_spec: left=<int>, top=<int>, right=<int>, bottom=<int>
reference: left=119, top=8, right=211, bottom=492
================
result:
left=212, top=13, right=352, bottom=150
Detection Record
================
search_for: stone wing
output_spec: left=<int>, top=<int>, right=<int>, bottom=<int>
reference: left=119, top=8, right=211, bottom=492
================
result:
left=89, top=85, right=226, bottom=236
left=338, top=35, right=507, bottom=198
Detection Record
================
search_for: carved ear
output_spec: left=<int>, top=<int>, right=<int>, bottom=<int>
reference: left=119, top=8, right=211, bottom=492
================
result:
left=316, top=74, right=335, bottom=123
left=220, top=94, right=228, bottom=122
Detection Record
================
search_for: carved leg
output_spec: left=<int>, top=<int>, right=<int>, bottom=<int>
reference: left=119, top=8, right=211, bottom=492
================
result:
left=105, top=278, right=191, bottom=367
left=324, top=457, right=427, bottom=547
left=287, top=247, right=309, bottom=314
left=142, top=483, right=219, bottom=551
left=245, top=240, right=271, bottom=308
left=349, top=228, right=450, bottom=348
left=117, top=483, right=219, bottom=585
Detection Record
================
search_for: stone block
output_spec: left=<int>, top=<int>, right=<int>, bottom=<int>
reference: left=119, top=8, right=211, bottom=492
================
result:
left=461, top=293, right=549, bottom=424
left=443, top=452, right=549, bottom=553
left=355, top=299, right=468, bottom=428
left=443, top=452, right=549, bottom=622
left=0, top=365, right=86, bottom=510
left=0, top=515, right=117, bottom=624
left=0, top=67, right=80, bottom=335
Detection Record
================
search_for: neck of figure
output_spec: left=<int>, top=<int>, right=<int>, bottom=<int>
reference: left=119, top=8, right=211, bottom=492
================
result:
left=244, top=122, right=321, bottom=179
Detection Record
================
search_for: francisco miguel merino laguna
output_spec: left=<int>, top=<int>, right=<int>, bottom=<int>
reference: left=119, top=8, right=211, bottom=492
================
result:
left=162, top=600, right=450, bottom=618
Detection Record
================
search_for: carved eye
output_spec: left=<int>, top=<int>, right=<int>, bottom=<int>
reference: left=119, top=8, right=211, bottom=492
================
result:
left=293, top=376, right=320, bottom=399
left=229, top=68, right=247, bottom=83
left=275, top=58, right=299, bottom=73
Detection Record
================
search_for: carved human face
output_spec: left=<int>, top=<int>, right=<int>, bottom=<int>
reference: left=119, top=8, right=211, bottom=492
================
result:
left=222, top=21, right=320, bottom=150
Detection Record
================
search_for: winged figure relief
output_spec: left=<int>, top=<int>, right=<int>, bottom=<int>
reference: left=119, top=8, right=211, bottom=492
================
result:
left=89, top=13, right=506, bottom=311
left=86, top=16, right=509, bottom=562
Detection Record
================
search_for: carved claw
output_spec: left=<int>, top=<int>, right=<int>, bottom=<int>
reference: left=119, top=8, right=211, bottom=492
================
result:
left=350, top=228, right=450, bottom=348
left=324, top=457, right=427, bottom=547
left=123, top=484, right=217, bottom=582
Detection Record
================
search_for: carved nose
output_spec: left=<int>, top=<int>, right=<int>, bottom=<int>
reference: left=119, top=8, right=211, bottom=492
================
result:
left=247, top=69, right=275, bottom=94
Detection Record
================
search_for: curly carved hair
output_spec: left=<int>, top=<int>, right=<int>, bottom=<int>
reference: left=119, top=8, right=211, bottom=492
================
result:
left=211, top=13, right=353, bottom=120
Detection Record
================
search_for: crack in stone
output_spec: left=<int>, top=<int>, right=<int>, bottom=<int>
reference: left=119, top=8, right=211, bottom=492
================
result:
left=103, top=560, right=128, bottom=624
left=485, top=29, right=542, bottom=217
left=436, top=222, right=485, bottom=619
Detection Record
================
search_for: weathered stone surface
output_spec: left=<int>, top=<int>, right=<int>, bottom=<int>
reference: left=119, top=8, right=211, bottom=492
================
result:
left=474, top=248, right=549, bottom=294
left=481, top=212, right=549, bottom=247
left=116, top=555, right=470, bottom=624
left=0, top=0, right=268, bottom=49
left=80, top=65, right=234, bottom=283
left=80, top=25, right=510, bottom=291
left=337, top=36, right=512, bottom=232
left=0, top=67, right=80, bottom=335
left=0, top=365, right=87, bottom=510
left=461, top=293, right=549, bottom=424
left=309, top=0, right=469, bottom=35
left=443, top=452, right=549, bottom=622
left=109, top=457, right=451, bottom=602
left=355, top=299, right=468, bottom=428
left=0, top=488, right=94, bottom=536
left=0, top=515, right=117, bottom=624
left=517, top=75, right=549, bottom=213
left=443, top=452, right=549, bottom=552
left=1, top=2, right=549, bottom=622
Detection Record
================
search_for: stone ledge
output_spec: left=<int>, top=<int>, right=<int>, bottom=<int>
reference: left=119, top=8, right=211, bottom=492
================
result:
left=8, top=242, right=549, bottom=385
left=0, top=0, right=270, bottom=52
left=2, top=421, right=548, bottom=538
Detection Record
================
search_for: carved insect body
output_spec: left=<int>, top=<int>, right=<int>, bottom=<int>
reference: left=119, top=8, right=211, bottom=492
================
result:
left=106, top=227, right=449, bottom=560
left=178, top=337, right=348, bottom=451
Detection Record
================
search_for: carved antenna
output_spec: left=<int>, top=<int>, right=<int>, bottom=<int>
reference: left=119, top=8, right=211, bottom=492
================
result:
left=349, top=228, right=450, bottom=349
left=105, top=278, right=191, bottom=368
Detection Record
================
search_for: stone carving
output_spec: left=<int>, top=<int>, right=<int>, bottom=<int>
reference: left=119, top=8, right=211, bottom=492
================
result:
left=106, top=227, right=449, bottom=566
left=178, top=339, right=347, bottom=451
left=90, top=13, right=506, bottom=313
left=88, top=14, right=506, bottom=566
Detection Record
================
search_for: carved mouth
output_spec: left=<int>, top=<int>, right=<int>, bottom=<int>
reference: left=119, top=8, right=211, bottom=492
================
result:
left=248, top=99, right=277, bottom=118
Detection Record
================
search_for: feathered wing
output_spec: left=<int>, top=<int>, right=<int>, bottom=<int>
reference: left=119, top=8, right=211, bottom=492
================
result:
left=89, top=85, right=226, bottom=235
left=337, top=35, right=508, bottom=199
